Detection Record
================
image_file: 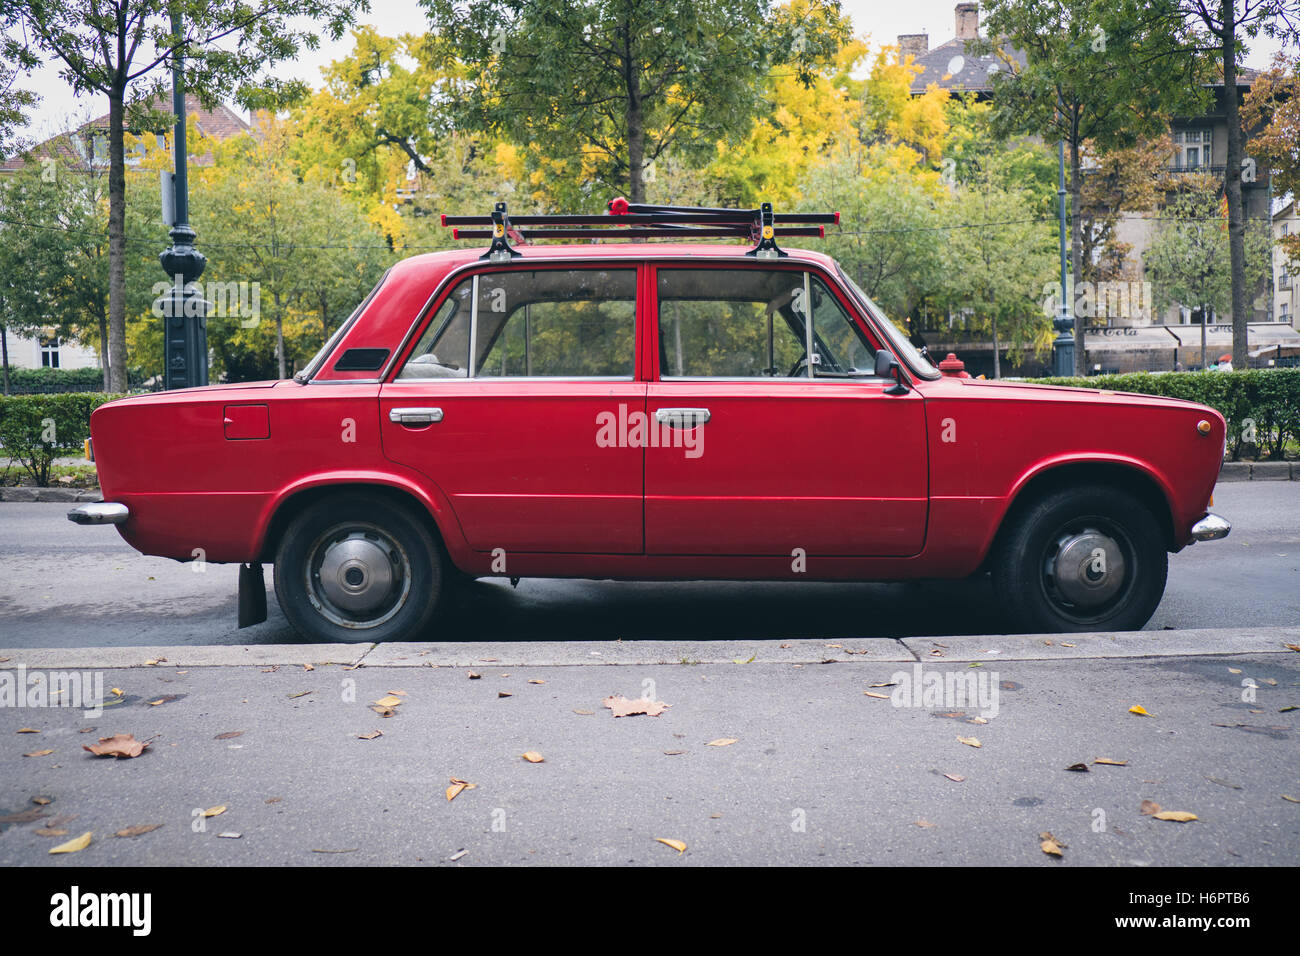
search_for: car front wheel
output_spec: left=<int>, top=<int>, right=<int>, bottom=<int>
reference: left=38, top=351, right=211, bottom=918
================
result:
left=991, top=485, right=1168, bottom=633
left=274, top=492, right=443, bottom=643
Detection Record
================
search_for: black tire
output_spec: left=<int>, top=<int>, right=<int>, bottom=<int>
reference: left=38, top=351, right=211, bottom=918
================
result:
left=991, top=485, right=1168, bottom=633
left=273, top=492, right=443, bottom=643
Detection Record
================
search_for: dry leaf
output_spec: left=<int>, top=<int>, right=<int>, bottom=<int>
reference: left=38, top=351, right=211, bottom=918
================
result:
left=370, top=705, right=395, bottom=717
left=863, top=691, right=890, bottom=699
left=914, top=820, right=937, bottom=828
left=943, top=773, right=965, bottom=783
left=35, top=828, right=69, bottom=837
left=214, top=731, right=243, bottom=740
left=467, top=671, right=481, bottom=680
left=287, top=690, right=312, bottom=699
left=1282, top=795, right=1300, bottom=803
left=572, top=709, right=594, bottom=715
left=217, top=832, right=241, bottom=839
left=1093, top=758, right=1128, bottom=766
left=148, top=695, right=179, bottom=707
left=968, top=717, right=988, bottom=724
left=1284, top=644, right=1300, bottom=652
left=1065, top=762, right=1090, bottom=772
left=1228, top=667, right=1243, bottom=674
left=303, top=663, right=314, bottom=671
left=957, top=736, right=982, bottom=748
left=498, top=691, right=513, bottom=698
left=115, top=823, right=163, bottom=838
left=707, top=738, right=738, bottom=747
left=1139, top=800, right=1162, bottom=815
left=868, top=681, right=897, bottom=688
left=16, top=728, right=39, bottom=734
left=446, top=781, right=468, bottom=802
left=1152, top=810, right=1198, bottom=822
left=265, top=797, right=282, bottom=804
left=528, top=679, right=546, bottom=685
left=1128, top=705, right=1151, bottom=716
left=663, top=749, right=687, bottom=755
left=356, top=731, right=382, bottom=740
left=521, top=751, right=545, bottom=763
left=1039, top=832, right=1065, bottom=857
left=23, top=749, right=54, bottom=757
left=374, top=695, right=403, bottom=708
left=49, top=832, right=92, bottom=855
left=82, top=734, right=150, bottom=758
left=603, top=695, right=670, bottom=717
left=202, top=805, right=227, bottom=818
left=656, top=838, right=687, bottom=853
left=32, top=796, right=51, bottom=806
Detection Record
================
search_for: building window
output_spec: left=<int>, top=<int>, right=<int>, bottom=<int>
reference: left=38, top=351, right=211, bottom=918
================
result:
left=1172, top=129, right=1212, bottom=170
left=40, top=336, right=60, bottom=368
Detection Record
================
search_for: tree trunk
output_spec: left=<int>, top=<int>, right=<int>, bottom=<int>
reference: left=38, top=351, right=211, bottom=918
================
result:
left=106, top=83, right=129, bottom=393
left=623, top=29, right=644, bottom=204
left=1, top=325, right=10, bottom=396
left=1070, top=134, right=1085, bottom=376
left=1221, top=7, right=1249, bottom=370
left=275, top=293, right=286, bottom=379
left=991, top=313, right=1001, bottom=379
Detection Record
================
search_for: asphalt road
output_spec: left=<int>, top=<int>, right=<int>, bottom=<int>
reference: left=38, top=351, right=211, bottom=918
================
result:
left=0, top=482, right=1296, bottom=647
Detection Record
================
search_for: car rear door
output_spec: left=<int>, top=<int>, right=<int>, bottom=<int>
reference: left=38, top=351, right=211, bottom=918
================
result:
left=380, top=263, right=646, bottom=554
left=644, top=263, right=928, bottom=557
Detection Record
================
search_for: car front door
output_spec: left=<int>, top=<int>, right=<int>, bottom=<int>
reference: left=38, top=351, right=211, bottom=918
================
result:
left=645, top=264, right=928, bottom=557
left=380, top=264, right=645, bottom=554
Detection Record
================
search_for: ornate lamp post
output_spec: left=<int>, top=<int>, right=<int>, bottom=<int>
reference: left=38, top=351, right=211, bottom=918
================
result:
left=1051, top=137, right=1074, bottom=377
left=159, top=8, right=208, bottom=390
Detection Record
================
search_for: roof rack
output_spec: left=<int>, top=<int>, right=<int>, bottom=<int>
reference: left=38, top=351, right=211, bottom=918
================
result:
left=442, top=199, right=838, bottom=261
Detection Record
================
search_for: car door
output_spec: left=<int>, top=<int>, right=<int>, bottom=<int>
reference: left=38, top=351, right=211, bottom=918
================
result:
left=380, top=263, right=646, bottom=554
left=644, top=264, right=928, bottom=557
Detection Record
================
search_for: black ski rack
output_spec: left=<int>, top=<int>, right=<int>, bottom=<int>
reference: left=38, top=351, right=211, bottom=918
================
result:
left=443, top=198, right=838, bottom=259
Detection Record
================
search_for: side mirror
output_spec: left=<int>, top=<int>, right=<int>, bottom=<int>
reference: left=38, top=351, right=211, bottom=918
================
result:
left=874, top=350, right=909, bottom=394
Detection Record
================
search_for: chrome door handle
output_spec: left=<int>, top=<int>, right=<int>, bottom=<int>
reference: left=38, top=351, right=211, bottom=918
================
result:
left=388, top=407, right=444, bottom=425
left=655, top=407, right=711, bottom=427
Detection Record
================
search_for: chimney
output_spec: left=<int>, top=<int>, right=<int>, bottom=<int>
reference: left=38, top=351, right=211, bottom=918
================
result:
left=955, top=2, right=979, bottom=40
left=898, top=34, right=929, bottom=61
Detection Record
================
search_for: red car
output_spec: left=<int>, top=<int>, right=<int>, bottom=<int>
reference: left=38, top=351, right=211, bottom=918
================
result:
left=70, top=202, right=1230, bottom=641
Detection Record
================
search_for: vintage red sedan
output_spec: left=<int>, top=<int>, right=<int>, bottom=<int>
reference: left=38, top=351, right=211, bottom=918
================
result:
left=70, top=204, right=1230, bottom=641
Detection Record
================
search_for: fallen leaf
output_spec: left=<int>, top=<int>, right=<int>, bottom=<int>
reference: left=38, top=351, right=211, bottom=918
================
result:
left=1061, top=642, right=1076, bottom=648
left=356, top=731, right=382, bottom=740
left=467, top=672, right=481, bottom=680
left=16, top=728, right=39, bottom=734
left=311, top=847, right=358, bottom=854
left=1282, top=795, right=1300, bottom=804
left=115, top=823, right=163, bottom=838
left=34, top=828, right=69, bottom=837
left=49, top=832, right=92, bottom=855
left=1206, top=777, right=1242, bottom=790
left=943, top=773, right=965, bottom=783
left=521, top=751, right=545, bottom=763
left=265, top=797, right=282, bottom=804
left=1280, top=705, right=1297, bottom=713
left=370, top=705, right=395, bottom=717
left=217, top=832, right=241, bottom=839
left=1093, top=758, right=1128, bottom=766
left=603, top=695, right=670, bottom=717
left=303, top=663, right=315, bottom=671
left=914, top=820, right=937, bottom=828
left=663, top=749, right=687, bottom=756
left=1140, top=800, right=1162, bottom=815
left=863, top=691, right=891, bottom=699
left=148, top=695, right=179, bottom=706
left=287, top=690, right=312, bottom=699
left=448, top=848, right=468, bottom=861
left=967, top=717, right=988, bottom=724
left=213, top=731, right=243, bottom=740
left=707, top=738, right=738, bottom=747
left=528, top=679, right=546, bottom=685
left=82, top=734, right=150, bottom=758
left=957, top=736, right=982, bottom=748
left=868, top=681, right=897, bottom=688
left=1152, top=810, right=1198, bottom=823
left=1260, top=678, right=1278, bottom=686
left=498, top=691, right=513, bottom=698
left=32, top=797, right=51, bottom=806
left=656, top=838, right=687, bottom=853
left=1228, top=667, right=1243, bottom=674
left=23, top=749, right=54, bottom=757
left=1039, top=832, right=1065, bottom=857
left=572, top=709, right=594, bottom=715
left=446, top=781, right=469, bottom=802
left=202, top=805, right=227, bottom=818
left=1284, top=644, right=1300, bottom=653
left=1065, top=762, right=1090, bottom=772
left=1128, top=705, right=1151, bottom=716
left=373, top=695, right=403, bottom=708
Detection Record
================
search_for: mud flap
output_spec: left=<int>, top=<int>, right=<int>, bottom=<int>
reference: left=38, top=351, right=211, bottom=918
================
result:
left=238, top=562, right=268, bottom=628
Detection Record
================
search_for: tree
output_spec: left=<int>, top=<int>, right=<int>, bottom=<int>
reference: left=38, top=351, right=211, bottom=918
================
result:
left=978, top=0, right=1208, bottom=375
left=1144, top=175, right=1272, bottom=365
left=0, top=0, right=367, bottom=392
left=1077, top=137, right=1175, bottom=288
left=421, top=0, right=851, bottom=206
left=1244, top=52, right=1300, bottom=270
left=1138, top=0, right=1300, bottom=368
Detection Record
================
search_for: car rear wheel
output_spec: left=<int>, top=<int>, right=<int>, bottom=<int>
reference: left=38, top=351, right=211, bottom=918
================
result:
left=991, top=485, right=1167, bottom=633
left=274, top=492, right=443, bottom=643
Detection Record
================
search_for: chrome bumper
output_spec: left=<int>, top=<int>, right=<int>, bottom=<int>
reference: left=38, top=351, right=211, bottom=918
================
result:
left=1190, top=512, right=1231, bottom=542
left=67, top=502, right=129, bottom=526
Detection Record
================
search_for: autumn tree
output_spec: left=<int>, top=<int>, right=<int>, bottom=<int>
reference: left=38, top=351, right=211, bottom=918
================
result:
left=421, top=0, right=851, bottom=207
left=0, top=0, right=367, bottom=392
left=1244, top=52, right=1300, bottom=270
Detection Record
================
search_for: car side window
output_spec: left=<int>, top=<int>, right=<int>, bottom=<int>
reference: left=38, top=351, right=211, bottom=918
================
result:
left=657, top=268, right=875, bottom=379
left=398, top=268, right=636, bottom=380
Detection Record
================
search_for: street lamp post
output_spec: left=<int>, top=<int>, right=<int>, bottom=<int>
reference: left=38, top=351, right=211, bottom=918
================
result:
left=1052, top=137, right=1074, bottom=377
left=158, top=8, right=208, bottom=391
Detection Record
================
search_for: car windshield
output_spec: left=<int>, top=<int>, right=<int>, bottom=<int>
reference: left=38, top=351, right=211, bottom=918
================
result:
left=836, top=266, right=941, bottom=380
left=295, top=269, right=391, bottom=382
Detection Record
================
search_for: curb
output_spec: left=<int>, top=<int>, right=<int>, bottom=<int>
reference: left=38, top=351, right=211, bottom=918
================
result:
left=3, top=626, right=1298, bottom=669
left=0, top=487, right=102, bottom=502
left=1217, top=461, right=1297, bottom=481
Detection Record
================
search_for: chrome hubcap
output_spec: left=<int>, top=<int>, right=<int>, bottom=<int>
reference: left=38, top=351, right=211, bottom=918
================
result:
left=1047, top=529, right=1126, bottom=609
left=307, top=523, right=410, bottom=628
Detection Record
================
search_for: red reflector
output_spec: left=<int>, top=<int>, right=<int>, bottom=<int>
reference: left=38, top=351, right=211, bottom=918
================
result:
left=833, top=212, right=840, bottom=224
left=440, top=214, right=448, bottom=226
left=452, top=228, right=461, bottom=239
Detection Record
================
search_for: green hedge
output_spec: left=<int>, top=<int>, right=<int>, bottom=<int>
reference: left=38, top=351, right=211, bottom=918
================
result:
left=1024, top=369, right=1300, bottom=460
left=3, top=366, right=106, bottom=394
left=0, top=392, right=123, bottom=486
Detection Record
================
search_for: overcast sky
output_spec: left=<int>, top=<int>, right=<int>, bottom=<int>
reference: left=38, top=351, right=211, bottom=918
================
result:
left=15, top=0, right=1287, bottom=141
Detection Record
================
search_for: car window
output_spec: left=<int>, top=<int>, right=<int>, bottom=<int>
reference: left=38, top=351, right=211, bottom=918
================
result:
left=397, top=268, right=636, bottom=380
left=657, top=268, right=875, bottom=379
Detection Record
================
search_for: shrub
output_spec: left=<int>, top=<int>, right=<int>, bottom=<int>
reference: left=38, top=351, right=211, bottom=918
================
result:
left=1025, top=369, right=1300, bottom=460
left=0, top=392, right=123, bottom=485
left=3, top=366, right=106, bottom=394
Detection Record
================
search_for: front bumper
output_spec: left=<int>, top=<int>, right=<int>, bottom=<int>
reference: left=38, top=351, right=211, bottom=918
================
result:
left=1190, top=512, right=1231, bottom=542
left=67, top=502, right=130, bottom=525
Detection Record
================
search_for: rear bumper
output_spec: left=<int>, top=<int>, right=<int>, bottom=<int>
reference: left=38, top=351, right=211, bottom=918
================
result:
left=1190, top=512, right=1231, bottom=542
left=67, top=502, right=130, bottom=525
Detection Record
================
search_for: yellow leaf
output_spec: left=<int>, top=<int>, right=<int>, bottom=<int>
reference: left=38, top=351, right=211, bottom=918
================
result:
left=356, top=731, right=382, bottom=740
left=521, top=751, right=545, bottom=763
left=203, top=805, right=227, bottom=818
left=1040, top=834, right=1065, bottom=857
left=1093, top=758, right=1128, bottom=766
left=23, top=749, right=54, bottom=757
left=49, top=831, right=92, bottom=854
left=1153, top=810, right=1198, bottom=822
left=656, top=838, right=686, bottom=853
left=374, top=695, right=403, bottom=708
left=110, top=688, right=123, bottom=696
left=863, top=691, right=890, bottom=699
left=446, top=782, right=468, bottom=802
left=707, top=738, right=738, bottom=747
left=16, top=728, right=39, bottom=734
left=957, top=736, right=982, bottom=748
left=1128, top=705, right=1151, bottom=716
